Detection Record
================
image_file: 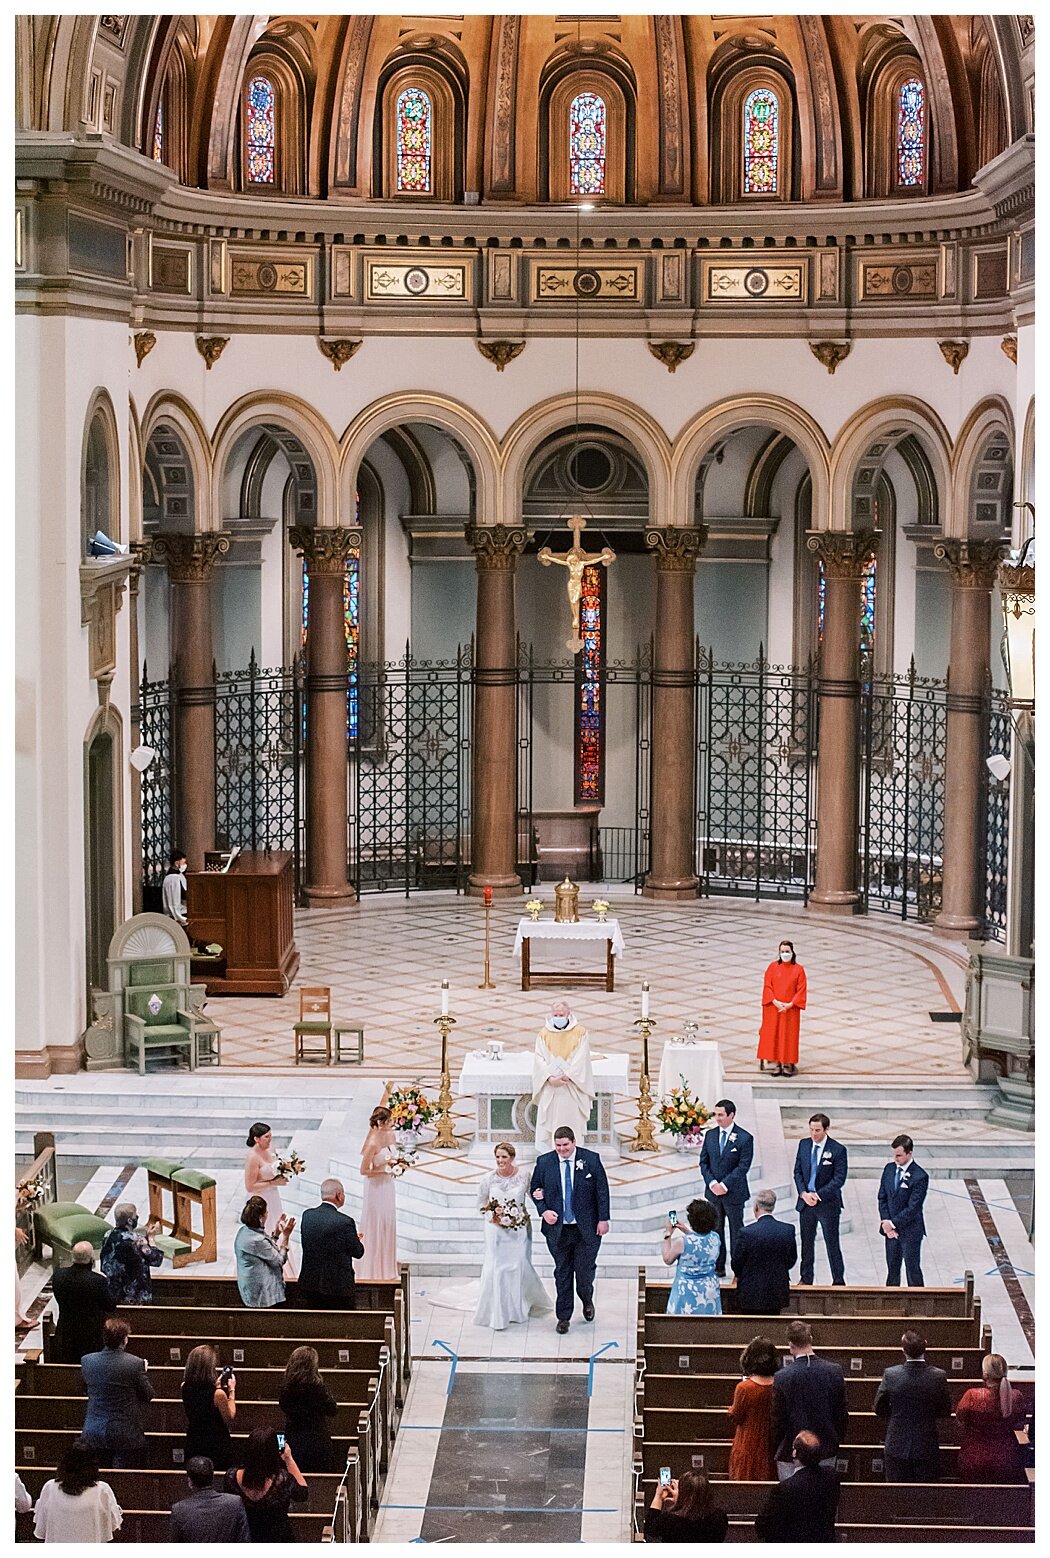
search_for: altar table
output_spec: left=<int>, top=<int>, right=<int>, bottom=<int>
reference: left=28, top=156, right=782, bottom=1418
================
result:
left=656, top=1040, right=724, bottom=1114
left=512, top=918, right=626, bottom=993
left=456, top=1048, right=631, bottom=1159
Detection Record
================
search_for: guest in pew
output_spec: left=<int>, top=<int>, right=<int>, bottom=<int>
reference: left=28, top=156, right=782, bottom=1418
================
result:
left=873, top=1330, right=953, bottom=1482
left=181, top=1345, right=237, bottom=1471
left=661, top=1199, right=722, bottom=1314
left=298, top=1177, right=365, bottom=1310
left=729, top=1337, right=781, bottom=1481
left=729, top=1189, right=797, bottom=1315
left=771, top=1320, right=848, bottom=1479
left=877, top=1135, right=929, bottom=1287
left=755, top=1431, right=839, bottom=1543
left=279, top=1345, right=339, bottom=1473
left=171, top=1456, right=251, bottom=1543
left=33, top=1439, right=123, bottom=1543
left=955, top=1353, right=1028, bottom=1483
left=100, top=1202, right=164, bottom=1305
left=15, top=1472, right=32, bottom=1514
left=792, top=1114, right=848, bottom=1286
left=81, top=1317, right=155, bottom=1468
left=225, top=1425, right=309, bottom=1542
left=235, top=1196, right=295, bottom=1309
left=51, top=1241, right=116, bottom=1363
left=644, top=1469, right=727, bottom=1543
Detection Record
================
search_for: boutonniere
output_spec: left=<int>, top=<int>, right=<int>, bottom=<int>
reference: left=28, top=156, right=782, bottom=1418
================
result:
left=728, top=1134, right=737, bottom=1143
left=822, top=1153, right=833, bottom=1163
left=899, top=1172, right=911, bottom=1186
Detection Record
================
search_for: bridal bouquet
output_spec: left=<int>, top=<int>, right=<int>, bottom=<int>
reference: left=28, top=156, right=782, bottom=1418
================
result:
left=385, top=1149, right=415, bottom=1179
left=275, top=1150, right=306, bottom=1178
left=16, top=1177, right=47, bottom=1210
left=480, top=1197, right=530, bottom=1231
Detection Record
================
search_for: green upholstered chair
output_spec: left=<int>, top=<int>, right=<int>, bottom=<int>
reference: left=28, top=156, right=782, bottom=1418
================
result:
left=34, top=1202, right=111, bottom=1261
left=124, top=984, right=196, bottom=1074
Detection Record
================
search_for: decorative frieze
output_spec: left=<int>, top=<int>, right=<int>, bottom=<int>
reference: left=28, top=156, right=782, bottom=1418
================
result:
left=656, top=251, right=687, bottom=305
left=531, top=260, right=644, bottom=303
left=487, top=250, right=516, bottom=301
left=858, top=257, right=938, bottom=302
left=701, top=258, right=807, bottom=304
left=229, top=251, right=313, bottom=298
left=149, top=242, right=192, bottom=295
left=972, top=246, right=1009, bottom=301
left=366, top=257, right=472, bottom=302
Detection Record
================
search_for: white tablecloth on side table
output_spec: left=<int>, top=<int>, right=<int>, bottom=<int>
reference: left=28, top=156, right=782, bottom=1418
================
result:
left=656, top=1041, right=724, bottom=1109
left=512, top=918, right=626, bottom=958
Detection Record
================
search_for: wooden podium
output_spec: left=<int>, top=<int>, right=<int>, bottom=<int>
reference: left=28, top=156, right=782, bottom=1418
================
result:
left=187, top=851, right=299, bottom=996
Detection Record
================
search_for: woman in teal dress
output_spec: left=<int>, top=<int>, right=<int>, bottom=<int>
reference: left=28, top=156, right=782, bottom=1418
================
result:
left=662, top=1198, right=723, bottom=1314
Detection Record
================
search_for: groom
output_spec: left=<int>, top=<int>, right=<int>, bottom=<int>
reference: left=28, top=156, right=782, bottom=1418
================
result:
left=530, top=1126, right=610, bottom=1333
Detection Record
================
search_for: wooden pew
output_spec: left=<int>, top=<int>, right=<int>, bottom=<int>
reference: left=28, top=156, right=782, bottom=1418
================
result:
left=639, top=1271, right=976, bottom=1320
left=639, top=1403, right=943, bottom=1447
left=634, top=1474, right=1035, bottom=1526
left=641, top=1312, right=986, bottom=1350
left=638, top=1437, right=964, bottom=1481
left=639, top=1371, right=986, bottom=1415
left=45, top=1325, right=394, bottom=1376
left=643, top=1339, right=989, bottom=1380
left=723, top=1521, right=1034, bottom=1543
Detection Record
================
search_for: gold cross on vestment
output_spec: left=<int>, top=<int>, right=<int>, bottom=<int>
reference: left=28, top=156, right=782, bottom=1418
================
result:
left=537, top=513, right=616, bottom=653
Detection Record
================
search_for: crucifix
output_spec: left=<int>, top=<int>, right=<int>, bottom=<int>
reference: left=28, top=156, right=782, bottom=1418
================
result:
left=538, top=514, right=616, bottom=653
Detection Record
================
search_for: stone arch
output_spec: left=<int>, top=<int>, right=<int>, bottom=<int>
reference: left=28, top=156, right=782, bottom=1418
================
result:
left=81, top=388, right=121, bottom=552
left=671, top=396, right=831, bottom=531
left=141, top=394, right=212, bottom=532
left=950, top=398, right=1015, bottom=538
left=211, top=393, right=339, bottom=528
left=1018, top=397, right=1035, bottom=516
left=501, top=393, right=671, bottom=530
left=340, top=393, right=499, bottom=526
left=828, top=397, right=952, bottom=534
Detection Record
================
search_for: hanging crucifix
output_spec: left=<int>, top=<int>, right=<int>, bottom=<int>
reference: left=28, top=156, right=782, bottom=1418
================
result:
left=538, top=513, right=616, bottom=653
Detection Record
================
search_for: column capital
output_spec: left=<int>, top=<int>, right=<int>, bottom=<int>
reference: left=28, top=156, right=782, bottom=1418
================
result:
left=933, top=537, right=1009, bottom=589
left=150, top=532, right=231, bottom=581
left=645, top=525, right=707, bottom=572
left=806, top=529, right=877, bottom=578
left=465, top=523, right=527, bottom=570
left=289, top=525, right=362, bottom=573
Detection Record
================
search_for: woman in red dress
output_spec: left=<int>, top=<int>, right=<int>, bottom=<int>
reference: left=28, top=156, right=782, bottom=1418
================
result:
left=956, top=1354, right=1028, bottom=1483
left=757, top=940, right=807, bottom=1077
left=728, top=1337, right=780, bottom=1481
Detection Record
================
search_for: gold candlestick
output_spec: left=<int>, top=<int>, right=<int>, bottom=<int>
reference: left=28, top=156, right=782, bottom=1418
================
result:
left=629, top=1015, right=658, bottom=1152
left=478, top=897, right=496, bottom=990
left=432, top=1012, right=459, bottom=1149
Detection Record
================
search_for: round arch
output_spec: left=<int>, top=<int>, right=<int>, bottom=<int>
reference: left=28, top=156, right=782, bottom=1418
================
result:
left=81, top=388, right=122, bottom=551
left=340, top=393, right=500, bottom=526
left=501, top=393, right=671, bottom=528
left=1019, top=397, right=1035, bottom=515
left=210, top=393, right=339, bottom=529
left=828, top=397, right=952, bottom=533
left=950, top=397, right=1015, bottom=537
left=140, top=393, right=213, bottom=532
left=671, top=396, right=831, bottom=531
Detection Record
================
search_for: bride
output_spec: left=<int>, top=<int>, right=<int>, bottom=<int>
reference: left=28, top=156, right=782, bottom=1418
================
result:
left=474, top=1143, right=552, bottom=1330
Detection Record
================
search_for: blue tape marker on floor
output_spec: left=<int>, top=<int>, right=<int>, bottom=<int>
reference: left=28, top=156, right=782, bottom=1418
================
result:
left=985, top=1264, right=1034, bottom=1278
left=587, top=1339, right=618, bottom=1396
left=431, top=1339, right=459, bottom=1394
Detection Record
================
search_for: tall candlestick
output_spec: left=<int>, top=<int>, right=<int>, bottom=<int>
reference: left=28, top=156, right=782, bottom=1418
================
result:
left=641, top=981, right=650, bottom=1019
left=433, top=1007, right=459, bottom=1150
left=441, top=979, right=449, bottom=1016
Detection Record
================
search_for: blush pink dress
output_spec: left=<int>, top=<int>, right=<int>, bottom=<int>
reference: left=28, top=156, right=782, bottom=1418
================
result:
left=358, top=1144, right=399, bottom=1281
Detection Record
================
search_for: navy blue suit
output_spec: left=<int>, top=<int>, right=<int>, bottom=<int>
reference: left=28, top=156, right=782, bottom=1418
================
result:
left=877, top=1159, right=929, bottom=1287
left=530, top=1147, right=610, bottom=1321
left=698, top=1122, right=754, bottom=1276
left=793, top=1135, right=848, bottom=1285
left=730, top=1213, right=798, bottom=1314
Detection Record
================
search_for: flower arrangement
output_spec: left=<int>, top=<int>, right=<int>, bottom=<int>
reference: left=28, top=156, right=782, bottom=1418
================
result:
left=387, top=1083, right=436, bottom=1133
left=275, top=1150, right=306, bottom=1179
left=479, top=1197, right=530, bottom=1231
left=656, top=1083, right=714, bottom=1142
left=591, top=899, right=610, bottom=922
left=16, top=1177, right=48, bottom=1210
left=525, top=899, right=544, bottom=921
left=386, top=1149, right=415, bottom=1179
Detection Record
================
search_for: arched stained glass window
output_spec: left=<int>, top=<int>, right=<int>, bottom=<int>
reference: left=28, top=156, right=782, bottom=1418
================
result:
left=152, top=99, right=163, bottom=163
left=302, top=496, right=361, bottom=737
left=574, top=564, right=606, bottom=804
left=743, top=88, right=779, bottom=195
left=569, top=91, right=607, bottom=196
left=818, top=557, right=877, bottom=675
left=396, top=87, right=432, bottom=193
left=246, top=75, right=276, bottom=185
left=896, top=77, right=925, bottom=187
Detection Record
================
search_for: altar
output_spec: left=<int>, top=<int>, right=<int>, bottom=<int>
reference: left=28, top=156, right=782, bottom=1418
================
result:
left=455, top=1049, right=631, bottom=1160
left=512, top=917, right=626, bottom=992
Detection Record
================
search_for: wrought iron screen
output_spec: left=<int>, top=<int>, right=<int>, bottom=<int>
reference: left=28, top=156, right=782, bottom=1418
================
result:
left=214, top=653, right=303, bottom=878
left=137, top=665, right=176, bottom=902
left=860, top=664, right=947, bottom=920
left=982, top=691, right=1012, bottom=941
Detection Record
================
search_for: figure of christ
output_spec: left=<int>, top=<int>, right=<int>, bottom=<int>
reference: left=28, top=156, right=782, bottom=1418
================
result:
left=532, top=999, right=595, bottom=1150
left=537, top=514, right=615, bottom=652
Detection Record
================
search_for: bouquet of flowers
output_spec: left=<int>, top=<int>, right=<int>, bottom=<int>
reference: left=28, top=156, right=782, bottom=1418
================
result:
left=16, top=1177, right=47, bottom=1211
left=656, top=1083, right=714, bottom=1143
left=479, top=1197, right=530, bottom=1231
left=387, top=1083, right=436, bottom=1133
left=386, top=1149, right=415, bottom=1179
left=591, top=899, right=610, bottom=922
left=275, top=1150, right=306, bottom=1178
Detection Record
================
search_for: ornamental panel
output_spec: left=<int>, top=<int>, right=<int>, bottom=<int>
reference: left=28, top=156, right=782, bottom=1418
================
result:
left=228, top=249, right=314, bottom=298
left=530, top=259, right=646, bottom=304
left=149, top=242, right=193, bottom=296
left=971, top=246, right=1009, bottom=301
left=858, top=256, right=938, bottom=302
left=365, top=255, right=473, bottom=302
left=700, top=258, right=807, bottom=305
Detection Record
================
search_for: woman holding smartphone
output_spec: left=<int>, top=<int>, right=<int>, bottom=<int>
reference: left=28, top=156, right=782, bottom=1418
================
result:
left=225, top=1425, right=308, bottom=1541
left=181, top=1345, right=236, bottom=1470
left=661, top=1200, right=722, bottom=1315
left=644, top=1470, right=727, bottom=1542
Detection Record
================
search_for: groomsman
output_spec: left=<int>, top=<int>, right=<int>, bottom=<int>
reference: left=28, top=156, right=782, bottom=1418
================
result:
left=793, top=1113, right=848, bottom=1285
left=878, top=1135, right=929, bottom=1287
left=698, top=1099, right=754, bottom=1278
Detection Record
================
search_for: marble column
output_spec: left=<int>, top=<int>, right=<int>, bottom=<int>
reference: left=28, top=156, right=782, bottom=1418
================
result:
left=466, top=523, right=526, bottom=898
left=807, top=530, right=877, bottom=914
left=128, top=550, right=145, bottom=914
left=150, top=533, right=230, bottom=871
left=290, top=526, right=361, bottom=906
left=934, top=539, right=1007, bottom=936
left=643, top=526, right=706, bottom=900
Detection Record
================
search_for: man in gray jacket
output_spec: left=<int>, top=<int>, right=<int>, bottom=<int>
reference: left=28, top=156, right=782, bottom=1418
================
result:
left=873, top=1330, right=953, bottom=1482
left=171, top=1458, right=250, bottom=1542
left=80, top=1316, right=154, bottom=1467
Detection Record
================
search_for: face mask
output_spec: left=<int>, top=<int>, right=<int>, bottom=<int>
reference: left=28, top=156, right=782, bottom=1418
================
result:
left=552, top=1015, right=569, bottom=1029
left=779, top=951, right=791, bottom=962
left=179, top=863, right=187, bottom=875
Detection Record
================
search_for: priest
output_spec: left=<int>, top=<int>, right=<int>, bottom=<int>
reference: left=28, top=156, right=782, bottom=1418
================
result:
left=532, top=999, right=595, bottom=1151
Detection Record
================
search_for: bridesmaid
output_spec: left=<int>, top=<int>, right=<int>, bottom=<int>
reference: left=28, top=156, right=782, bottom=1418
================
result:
left=358, top=1106, right=399, bottom=1282
left=757, top=940, right=808, bottom=1077
left=244, top=1123, right=288, bottom=1233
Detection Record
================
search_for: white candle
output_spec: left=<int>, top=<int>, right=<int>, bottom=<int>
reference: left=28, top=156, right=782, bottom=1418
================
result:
left=641, top=981, right=650, bottom=1019
left=441, top=979, right=449, bottom=1016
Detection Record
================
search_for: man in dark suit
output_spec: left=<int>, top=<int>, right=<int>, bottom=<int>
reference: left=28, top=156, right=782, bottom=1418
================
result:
left=51, top=1241, right=116, bottom=1364
left=772, top=1320, right=849, bottom=1477
left=698, top=1098, right=754, bottom=1278
left=793, top=1112, right=848, bottom=1285
left=755, top=1431, right=840, bottom=1542
left=80, top=1316, right=154, bottom=1467
left=873, top=1330, right=953, bottom=1482
left=530, top=1125, right=610, bottom=1333
left=730, top=1189, right=797, bottom=1314
left=170, top=1457, right=250, bottom=1542
left=297, top=1177, right=365, bottom=1309
left=878, top=1134, right=929, bottom=1287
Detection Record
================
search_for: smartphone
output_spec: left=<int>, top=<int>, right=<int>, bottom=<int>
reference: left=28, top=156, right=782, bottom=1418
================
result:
left=659, top=1466, right=672, bottom=1487
left=667, top=1209, right=678, bottom=1227
left=276, top=1433, right=286, bottom=1452
left=219, top=1366, right=233, bottom=1385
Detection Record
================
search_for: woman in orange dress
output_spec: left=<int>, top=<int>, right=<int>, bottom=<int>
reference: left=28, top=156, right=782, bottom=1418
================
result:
left=757, top=940, right=807, bottom=1077
left=728, top=1337, right=780, bottom=1481
left=956, top=1354, right=1028, bottom=1483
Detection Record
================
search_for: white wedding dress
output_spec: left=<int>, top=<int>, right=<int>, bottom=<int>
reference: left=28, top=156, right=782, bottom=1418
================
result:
left=430, top=1168, right=552, bottom=1330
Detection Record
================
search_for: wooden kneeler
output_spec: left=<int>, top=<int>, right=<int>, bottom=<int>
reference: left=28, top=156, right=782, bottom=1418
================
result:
left=142, top=1159, right=217, bottom=1268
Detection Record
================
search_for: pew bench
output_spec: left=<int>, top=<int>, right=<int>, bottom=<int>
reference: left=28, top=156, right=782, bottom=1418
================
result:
left=638, top=1437, right=964, bottom=1481
left=638, top=1272, right=977, bottom=1321
left=638, top=1370, right=987, bottom=1416
left=641, top=1312, right=986, bottom=1350
left=634, top=1475, right=1035, bottom=1527
left=642, top=1340, right=990, bottom=1384
left=639, top=1403, right=948, bottom=1447
left=722, top=1521, right=1034, bottom=1543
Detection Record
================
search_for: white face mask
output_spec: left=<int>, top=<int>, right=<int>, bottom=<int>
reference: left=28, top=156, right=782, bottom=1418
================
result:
left=178, top=862, right=187, bottom=874
left=551, top=1015, right=569, bottom=1029
left=779, top=951, right=791, bottom=962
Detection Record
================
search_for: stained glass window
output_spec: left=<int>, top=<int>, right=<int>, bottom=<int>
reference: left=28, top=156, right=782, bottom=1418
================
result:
left=896, top=77, right=925, bottom=188
left=396, top=87, right=432, bottom=193
left=152, top=99, right=163, bottom=164
left=246, top=75, right=276, bottom=185
left=818, top=557, right=877, bottom=674
left=574, top=564, right=606, bottom=805
left=301, top=503, right=361, bottom=739
left=569, top=91, right=607, bottom=197
left=743, top=87, right=779, bottom=195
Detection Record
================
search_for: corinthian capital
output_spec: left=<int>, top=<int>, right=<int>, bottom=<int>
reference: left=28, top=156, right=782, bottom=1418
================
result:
left=645, top=526, right=707, bottom=572
left=806, top=530, right=878, bottom=579
left=289, top=526, right=363, bottom=574
left=933, top=538, right=1008, bottom=589
left=465, top=523, right=527, bottom=570
left=149, top=532, right=231, bottom=581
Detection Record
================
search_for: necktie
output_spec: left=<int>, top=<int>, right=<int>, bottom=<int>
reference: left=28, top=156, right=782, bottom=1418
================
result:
left=809, top=1143, right=820, bottom=1192
left=719, top=1130, right=727, bottom=1156
left=563, top=1159, right=575, bottom=1223
left=895, top=1167, right=903, bottom=1192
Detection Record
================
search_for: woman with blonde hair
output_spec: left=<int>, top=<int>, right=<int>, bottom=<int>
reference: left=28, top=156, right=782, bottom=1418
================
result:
left=956, top=1353, right=1027, bottom=1482
left=358, top=1105, right=398, bottom=1281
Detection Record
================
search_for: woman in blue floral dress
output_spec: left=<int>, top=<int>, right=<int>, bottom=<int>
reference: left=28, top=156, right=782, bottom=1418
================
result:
left=662, top=1199, right=723, bottom=1314
left=100, top=1202, right=163, bottom=1305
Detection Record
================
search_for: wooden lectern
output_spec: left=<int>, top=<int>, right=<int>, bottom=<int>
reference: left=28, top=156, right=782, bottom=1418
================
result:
left=187, top=851, right=299, bottom=995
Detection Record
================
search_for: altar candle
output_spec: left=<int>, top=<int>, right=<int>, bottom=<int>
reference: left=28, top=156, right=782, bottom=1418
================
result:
left=441, top=979, right=449, bottom=1016
left=484, top=885, right=493, bottom=906
left=641, top=981, right=650, bottom=1019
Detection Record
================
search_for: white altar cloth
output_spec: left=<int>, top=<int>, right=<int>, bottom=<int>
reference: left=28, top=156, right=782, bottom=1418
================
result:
left=456, top=1048, right=630, bottom=1159
left=656, top=1040, right=724, bottom=1110
left=512, top=918, right=626, bottom=958
left=457, top=1049, right=630, bottom=1098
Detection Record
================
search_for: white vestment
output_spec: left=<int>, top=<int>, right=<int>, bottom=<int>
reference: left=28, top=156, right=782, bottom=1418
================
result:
left=531, top=1020, right=595, bottom=1150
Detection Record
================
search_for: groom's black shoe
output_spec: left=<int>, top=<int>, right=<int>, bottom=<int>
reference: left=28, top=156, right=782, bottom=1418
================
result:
left=556, top=1318, right=570, bottom=1334
left=582, top=1302, right=595, bottom=1321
